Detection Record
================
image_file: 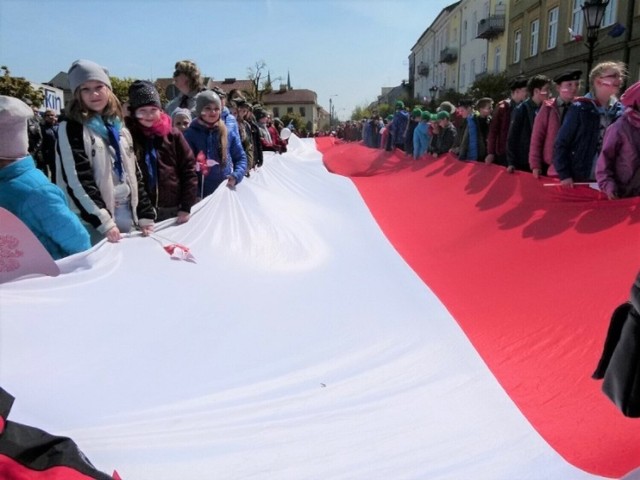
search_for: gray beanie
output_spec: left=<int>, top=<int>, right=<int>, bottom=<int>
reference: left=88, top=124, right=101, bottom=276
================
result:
left=195, top=90, right=221, bottom=116
left=68, top=59, right=112, bottom=93
left=171, top=107, right=192, bottom=122
left=128, top=80, right=161, bottom=111
left=0, top=96, right=32, bottom=159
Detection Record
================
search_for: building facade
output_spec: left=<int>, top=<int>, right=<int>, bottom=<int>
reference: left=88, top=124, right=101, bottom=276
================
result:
left=506, top=0, right=640, bottom=84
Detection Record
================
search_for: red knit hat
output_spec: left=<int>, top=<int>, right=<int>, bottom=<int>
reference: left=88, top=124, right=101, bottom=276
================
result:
left=621, top=81, right=640, bottom=109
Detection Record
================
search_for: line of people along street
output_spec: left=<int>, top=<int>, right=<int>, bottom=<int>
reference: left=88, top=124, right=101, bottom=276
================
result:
left=354, top=61, right=640, bottom=202
left=0, top=59, right=289, bottom=261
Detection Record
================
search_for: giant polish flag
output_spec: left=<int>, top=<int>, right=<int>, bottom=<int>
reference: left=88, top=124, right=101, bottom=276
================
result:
left=1, top=136, right=639, bottom=479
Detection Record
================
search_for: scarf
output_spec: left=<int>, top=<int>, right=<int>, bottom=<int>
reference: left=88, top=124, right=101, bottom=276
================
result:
left=138, top=113, right=172, bottom=190
left=86, top=115, right=124, bottom=182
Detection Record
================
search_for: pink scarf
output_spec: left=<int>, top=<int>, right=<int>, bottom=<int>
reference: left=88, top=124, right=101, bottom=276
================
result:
left=141, top=112, right=172, bottom=138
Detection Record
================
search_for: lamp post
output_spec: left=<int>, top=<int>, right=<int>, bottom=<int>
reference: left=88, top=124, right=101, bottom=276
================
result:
left=429, top=86, right=438, bottom=103
left=582, top=0, right=610, bottom=74
left=329, top=94, right=338, bottom=129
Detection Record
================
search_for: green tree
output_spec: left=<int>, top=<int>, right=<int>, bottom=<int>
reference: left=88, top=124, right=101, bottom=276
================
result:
left=466, top=72, right=509, bottom=104
left=280, top=112, right=306, bottom=133
left=0, top=66, right=44, bottom=106
left=109, top=76, right=136, bottom=104
left=350, top=104, right=372, bottom=121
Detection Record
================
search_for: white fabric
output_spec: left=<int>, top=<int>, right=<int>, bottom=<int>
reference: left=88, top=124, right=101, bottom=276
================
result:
left=0, top=136, right=607, bottom=479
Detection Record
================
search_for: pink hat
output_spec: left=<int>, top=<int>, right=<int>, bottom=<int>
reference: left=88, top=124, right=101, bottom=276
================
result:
left=621, top=81, right=640, bottom=109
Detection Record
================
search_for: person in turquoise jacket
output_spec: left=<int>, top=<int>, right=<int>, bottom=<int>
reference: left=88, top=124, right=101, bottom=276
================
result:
left=0, top=96, right=90, bottom=259
left=413, top=111, right=431, bottom=159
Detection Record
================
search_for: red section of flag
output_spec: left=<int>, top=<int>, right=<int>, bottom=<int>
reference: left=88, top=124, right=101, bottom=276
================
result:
left=320, top=140, right=640, bottom=478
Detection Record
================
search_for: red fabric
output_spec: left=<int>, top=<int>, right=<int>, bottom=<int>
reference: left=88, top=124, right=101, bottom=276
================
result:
left=0, top=454, right=108, bottom=479
left=319, top=140, right=640, bottom=478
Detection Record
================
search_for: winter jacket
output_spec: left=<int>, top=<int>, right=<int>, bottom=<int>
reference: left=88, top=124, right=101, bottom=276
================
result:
left=127, top=119, right=198, bottom=215
left=413, top=121, right=430, bottom=158
left=56, top=119, right=155, bottom=235
left=459, top=114, right=490, bottom=161
left=507, top=99, right=539, bottom=171
left=487, top=98, right=515, bottom=158
left=183, top=118, right=247, bottom=197
left=248, top=120, right=264, bottom=167
left=596, top=108, right=640, bottom=197
left=529, top=98, right=568, bottom=176
left=0, top=155, right=90, bottom=259
left=391, top=110, right=409, bottom=147
left=554, top=94, right=624, bottom=182
left=404, top=120, right=418, bottom=155
left=165, top=90, right=200, bottom=118
left=429, top=123, right=457, bottom=156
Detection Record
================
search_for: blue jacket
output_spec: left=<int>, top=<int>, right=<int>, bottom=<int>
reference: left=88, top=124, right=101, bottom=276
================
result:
left=183, top=119, right=247, bottom=197
left=0, top=156, right=90, bottom=259
left=391, top=110, right=409, bottom=146
left=553, top=95, right=623, bottom=181
left=413, top=121, right=430, bottom=158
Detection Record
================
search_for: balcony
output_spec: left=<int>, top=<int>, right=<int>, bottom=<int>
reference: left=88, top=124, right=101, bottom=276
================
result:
left=476, top=15, right=506, bottom=40
left=439, top=47, right=458, bottom=64
left=417, top=62, right=430, bottom=77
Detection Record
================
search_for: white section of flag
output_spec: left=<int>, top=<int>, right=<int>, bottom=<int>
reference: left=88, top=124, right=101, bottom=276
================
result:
left=0, top=137, right=607, bottom=479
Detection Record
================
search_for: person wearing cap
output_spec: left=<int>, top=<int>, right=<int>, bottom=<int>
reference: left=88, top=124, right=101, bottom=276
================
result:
left=404, top=108, right=422, bottom=157
left=240, top=102, right=263, bottom=168
left=451, top=98, right=474, bottom=156
left=413, top=110, right=432, bottom=159
left=56, top=60, right=155, bottom=244
left=390, top=100, right=409, bottom=152
left=0, top=95, right=90, bottom=259
left=429, top=110, right=457, bottom=157
left=486, top=76, right=528, bottom=166
left=554, top=61, right=625, bottom=187
left=595, top=80, right=640, bottom=199
left=529, top=70, right=582, bottom=178
left=125, top=80, right=197, bottom=223
left=183, top=90, right=247, bottom=197
left=458, top=97, right=493, bottom=162
left=507, top=74, right=552, bottom=173
left=164, top=60, right=205, bottom=117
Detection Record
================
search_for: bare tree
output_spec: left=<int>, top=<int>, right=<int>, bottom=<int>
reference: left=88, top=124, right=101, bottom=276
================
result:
left=247, top=60, right=281, bottom=103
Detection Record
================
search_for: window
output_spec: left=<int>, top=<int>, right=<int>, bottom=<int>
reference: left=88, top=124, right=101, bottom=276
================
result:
left=470, top=59, right=476, bottom=80
left=484, top=1, right=490, bottom=18
left=463, top=20, right=468, bottom=45
left=461, top=63, right=466, bottom=89
left=513, top=29, right=522, bottom=63
left=287, top=107, right=293, bottom=114
left=494, top=46, right=501, bottom=73
left=530, top=19, right=539, bottom=56
left=473, top=12, right=478, bottom=36
left=299, top=106, right=306, bottom=117
left=481, top=53, right=487, bottom=73
left=273, top=107, right=280, bottom=117
left=602, top=0, right=617, bottom=27
left=571, top=0, right=584, bottom=37
left=547, top=7, right=558, bottom=49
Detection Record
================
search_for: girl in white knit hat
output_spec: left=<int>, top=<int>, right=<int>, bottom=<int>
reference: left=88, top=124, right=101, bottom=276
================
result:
left=55, top=59, right=155, bottom=243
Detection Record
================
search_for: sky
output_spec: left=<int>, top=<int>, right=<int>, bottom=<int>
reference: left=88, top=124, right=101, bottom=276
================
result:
left=0, top=0, right=454, bottom=120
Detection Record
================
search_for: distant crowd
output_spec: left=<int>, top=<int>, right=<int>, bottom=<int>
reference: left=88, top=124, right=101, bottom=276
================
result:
left=335, top=60, right=640, bottom=201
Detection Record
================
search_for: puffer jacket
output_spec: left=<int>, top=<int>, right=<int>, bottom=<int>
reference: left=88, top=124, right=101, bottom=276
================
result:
left=553, top=94, right=624, bottom=181
left=183, top=118, right=247, bottom=197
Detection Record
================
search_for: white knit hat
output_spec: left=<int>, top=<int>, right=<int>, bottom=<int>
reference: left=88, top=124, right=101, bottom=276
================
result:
left=0, top=96, right=32, bottom=159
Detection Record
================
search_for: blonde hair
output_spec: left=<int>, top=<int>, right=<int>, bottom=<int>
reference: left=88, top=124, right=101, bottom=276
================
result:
left=589, top=61, right=627, bottom=90
left=173, top=60, right=203, bottom=92
left=67, top=88, right=123, bottom=124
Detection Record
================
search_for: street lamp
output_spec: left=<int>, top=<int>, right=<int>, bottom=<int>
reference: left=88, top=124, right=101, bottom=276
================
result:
left=582, top=0, right=610, bottom=74
left=329, top=94, right=338, bottom=128
left=429, top=85, right=438, bottom=100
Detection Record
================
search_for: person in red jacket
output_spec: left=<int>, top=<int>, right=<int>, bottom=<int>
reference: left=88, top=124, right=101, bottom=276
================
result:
left=485, top=76, right=527, bottom=167
left=529, top=70, right=582, bottom=178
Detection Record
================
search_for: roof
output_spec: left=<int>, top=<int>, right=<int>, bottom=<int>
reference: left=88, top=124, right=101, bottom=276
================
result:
left=47, top=71, right=70, bottom=90
left=207, top=79, right=255, bottom=97
left=410, top=0, right=462, bottom=51
left=263, top=89, right=317, bottom=105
